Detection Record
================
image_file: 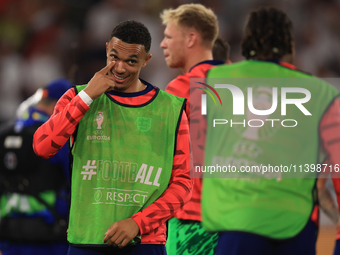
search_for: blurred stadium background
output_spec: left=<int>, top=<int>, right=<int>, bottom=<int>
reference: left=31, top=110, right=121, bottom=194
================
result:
left=0, top=0, right=339, bottom=254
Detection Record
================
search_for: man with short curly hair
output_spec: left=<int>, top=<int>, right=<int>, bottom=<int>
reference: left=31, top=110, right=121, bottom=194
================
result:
left=33, top=20, right=193, bottom=255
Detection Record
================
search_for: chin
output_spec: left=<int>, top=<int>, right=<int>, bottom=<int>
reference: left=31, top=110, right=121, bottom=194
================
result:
left=114, top=85, right=125, bottom=91
left=167, top=61, right=179, bottom=69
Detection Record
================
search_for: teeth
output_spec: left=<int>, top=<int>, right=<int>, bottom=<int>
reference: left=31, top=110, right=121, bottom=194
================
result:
left=114, top=74, right=125, bottom=80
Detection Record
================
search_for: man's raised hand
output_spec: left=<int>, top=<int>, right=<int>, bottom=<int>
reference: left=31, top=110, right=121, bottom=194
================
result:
left=83, top=61, right=116, bottom=100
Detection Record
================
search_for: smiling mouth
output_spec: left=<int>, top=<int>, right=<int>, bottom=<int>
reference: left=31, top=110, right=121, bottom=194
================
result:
left=113, top=74, right=127, bottom=81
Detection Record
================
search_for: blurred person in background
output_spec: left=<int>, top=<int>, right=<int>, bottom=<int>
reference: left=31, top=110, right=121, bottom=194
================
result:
left=0, top=78, right=72, bottom=255
left=202, top=6, right=340, bottom=255
left=160, top=4, right=227, bottom=255
left=33, top=20, right=192, bottom=255
left=213, top=37, right=230, bottom=63
left=2, top=0, right=339, bottom=126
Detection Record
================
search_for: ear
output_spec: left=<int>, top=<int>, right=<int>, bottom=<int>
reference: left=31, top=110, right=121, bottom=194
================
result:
left=187, top=32, right=197, bottom=48
left=106, top=42, right=109, bottom=55
left=142, top=53, right=152, bottom=67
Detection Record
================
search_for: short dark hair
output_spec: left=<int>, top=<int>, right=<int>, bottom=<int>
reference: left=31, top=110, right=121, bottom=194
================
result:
left=110, top=20, right=151, bottom=53
left=213, top=37, right=230, bottom=62
left=241, top=7, right=293, bottom=60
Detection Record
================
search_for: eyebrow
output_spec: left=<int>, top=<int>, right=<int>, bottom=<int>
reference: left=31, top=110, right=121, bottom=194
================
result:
left=128, top=54, right=139, bottom=59
left=110, top=48, right=139, bottom=59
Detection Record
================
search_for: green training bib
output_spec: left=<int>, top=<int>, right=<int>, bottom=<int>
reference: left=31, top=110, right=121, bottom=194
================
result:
left=202, top=60, right=339, bottom=238
left=68, top=85, right=185, bottom=245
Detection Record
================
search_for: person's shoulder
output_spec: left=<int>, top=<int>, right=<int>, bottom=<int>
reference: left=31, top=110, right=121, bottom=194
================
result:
left=191, top=60, right=224, bottom=70
left=188, top=61, right=220, bottom=78
left=168, top=74, right=190, bottom=86
left=312, top=76, right=339, bottom=94
left=209, top=60, right=245, bottom=71
left=159, top=89, right=186, bottom=102
left=165, top=74, right=190, bottom=98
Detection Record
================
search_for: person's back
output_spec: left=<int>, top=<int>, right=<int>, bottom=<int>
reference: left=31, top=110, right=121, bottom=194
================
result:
left=204, top=59, right=337, bottom=229
left=202, top=7, right=340, bottom=255
left=0, top=78, right=72, bottom=255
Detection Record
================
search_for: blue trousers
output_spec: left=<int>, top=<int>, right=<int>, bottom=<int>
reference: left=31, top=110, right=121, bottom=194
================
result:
left=67, top=244, right=166, bottom=255
left=334, top=239, right=340, bottom=255
left=216, top=220, right=317, bottom=255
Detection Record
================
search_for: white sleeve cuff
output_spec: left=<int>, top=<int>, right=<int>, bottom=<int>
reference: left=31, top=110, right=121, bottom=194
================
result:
left=78, top=90, right=93, bottom=106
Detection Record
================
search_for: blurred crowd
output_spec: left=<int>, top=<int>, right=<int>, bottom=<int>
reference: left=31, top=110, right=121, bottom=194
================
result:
left=0, top=0, right=340, bottom=124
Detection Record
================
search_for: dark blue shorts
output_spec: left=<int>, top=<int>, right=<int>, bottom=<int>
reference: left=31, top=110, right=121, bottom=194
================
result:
left=333, top=239, right=340, bottom=255
left=67, top=244, right=166, bottom=255
left=216, top=220, right=317, bottom=255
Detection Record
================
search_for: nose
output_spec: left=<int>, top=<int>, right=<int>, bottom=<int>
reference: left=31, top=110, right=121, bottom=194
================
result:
left=114, top=61, right=126, bottom=74
left=160, top=38, right=166, bottom=49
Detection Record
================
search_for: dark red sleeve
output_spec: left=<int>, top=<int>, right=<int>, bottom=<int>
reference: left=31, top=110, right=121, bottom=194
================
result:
left=130, top=110, right=193, bottom=235
left=320, top=99, right=340, bottom=238
left=320, top=98, right=340, bottom=176
left=33, top=88, right=90, bottom=159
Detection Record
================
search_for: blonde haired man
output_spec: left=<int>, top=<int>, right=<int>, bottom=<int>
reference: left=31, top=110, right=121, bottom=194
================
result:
left=160, top=4, right=227, bottom=255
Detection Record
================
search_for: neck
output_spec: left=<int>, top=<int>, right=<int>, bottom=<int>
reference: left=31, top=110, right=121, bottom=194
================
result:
left=115, top=79, right=147, bottom=93
left=253, top=53, right=294, bottom=65
left=136, top=79, right=147, bottom=92
left=281, top=54, right=294, bottom=65
left=182, top=47, right=213, bottom=74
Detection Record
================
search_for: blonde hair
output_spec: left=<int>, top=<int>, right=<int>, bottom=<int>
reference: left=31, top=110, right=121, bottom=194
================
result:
left=160, top=4, right=219, bottom=46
